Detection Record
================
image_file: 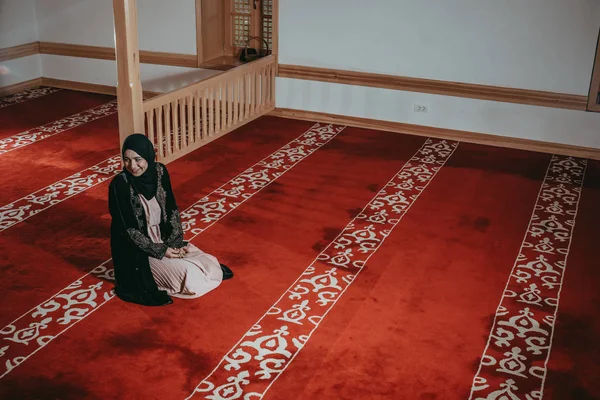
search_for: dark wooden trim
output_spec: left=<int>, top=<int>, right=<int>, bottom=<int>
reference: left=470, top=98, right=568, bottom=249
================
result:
left=0, top=78, right=43, bottom=96
left=270, top=108, right=600, bottom=161
left=0, top=42, right=39, bottom=62
left=278, top=64, right=589, bottom=111
left=39, top=42, right=197, bottom=67
left=587, top=30, right=600, bottom=112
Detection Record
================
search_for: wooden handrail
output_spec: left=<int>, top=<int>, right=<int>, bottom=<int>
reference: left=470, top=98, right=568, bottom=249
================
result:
left=142, top=54, right=276, bottom=164
left=143, top=55, right=275, bottom=111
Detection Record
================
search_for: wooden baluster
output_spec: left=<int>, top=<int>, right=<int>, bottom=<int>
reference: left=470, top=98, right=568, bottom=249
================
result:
left=208, top=87, right=214, bottom=136
left=256, top=69, right=261, bottom=111
left=194, top=95, right=200, bottom=142
left=215, top=84, right=221, bottom=134
left=156, top=107, right=164, bottom=159
left=254, top=70, right=260, bottom=113
left=264, top=65, right=269, bottom=107
left=221, top=83, right=227, bottom=130
left=187, top=95, right=193, bottom=146
left=243, top=74, right=248, bottom=120
left=171, top=100, right=179, bottom=151
left=271, top=62, right=276, bottom=107
left=202, top=89, right=208, bottom=139
left=238, top=75, right=243, bottom=121
left=245, top=74, right=250, bottom=119
left=228, top=82, right=234, bottom=127
left=248, top=73, right=254, bottom=117
left=163, top=103, right=171, bottom=157
left=261, top=67, right=267, bottom=111
left=179, top=97, right=186, bottom=149
left=234, top=76, right=241, bottom=125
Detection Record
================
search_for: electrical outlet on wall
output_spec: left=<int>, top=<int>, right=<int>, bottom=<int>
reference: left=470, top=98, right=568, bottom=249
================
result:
left=413, top=103, right=428, bottom=113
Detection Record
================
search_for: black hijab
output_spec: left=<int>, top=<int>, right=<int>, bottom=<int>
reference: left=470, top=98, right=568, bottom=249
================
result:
left=122, top=133, right=158, bottom=200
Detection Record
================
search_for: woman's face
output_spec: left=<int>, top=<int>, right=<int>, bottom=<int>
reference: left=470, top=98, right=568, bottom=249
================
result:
left=123, top=149, right=148, bottom=177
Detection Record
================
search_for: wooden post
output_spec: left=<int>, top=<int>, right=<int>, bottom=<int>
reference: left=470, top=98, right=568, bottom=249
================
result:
left=197, top=0, right=226, bottom=65
left=588, top=31, right=600, bottom=111
left=113, top=0, right=144, bottom=148
left=273, top=0, right=279, bottom=75
left=195, top=0, right=204, bottom=66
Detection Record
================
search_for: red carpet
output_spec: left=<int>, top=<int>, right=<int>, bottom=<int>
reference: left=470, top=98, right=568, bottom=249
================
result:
left=0, top=112, right=317, bottom=321
left=0, top=92, right=118, bottom=206
left=0, top=87, right=599, bottom=400
left=189, top=138, right=458, bottom=399
left=0, top=100, right=117, bottom=156
left=0, top=89, right=114, bottom=140
left=0, top=155, right=122, bottom=232
left=0, top=123, right=347, bottom=378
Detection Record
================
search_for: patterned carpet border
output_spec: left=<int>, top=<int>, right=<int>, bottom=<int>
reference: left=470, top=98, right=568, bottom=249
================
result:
left=0, top=87, right=62, bottom=109
left=469, top=155, right=587, bottom=400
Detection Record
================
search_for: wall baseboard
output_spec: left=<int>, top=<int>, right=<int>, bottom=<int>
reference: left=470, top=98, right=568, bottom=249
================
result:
left=0, top=78, right=43, bottom=96
left=39, top=42, right=198, bottom=68
left=270, top=108, right=600, bottom=161
left=278, top=64, right=589, bottom=111
left=0, top=42, right=40, bottom=62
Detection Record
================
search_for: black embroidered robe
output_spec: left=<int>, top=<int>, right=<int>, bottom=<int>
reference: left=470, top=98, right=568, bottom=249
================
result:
left=108, top=163, right=186, bottom=306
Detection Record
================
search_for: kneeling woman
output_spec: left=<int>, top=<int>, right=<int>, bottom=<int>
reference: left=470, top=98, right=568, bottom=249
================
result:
left=109, top=133, right=232, bottom=306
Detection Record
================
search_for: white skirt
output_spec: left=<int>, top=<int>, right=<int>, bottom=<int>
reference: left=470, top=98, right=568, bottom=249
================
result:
left=149, top=243, right=223, bottom=299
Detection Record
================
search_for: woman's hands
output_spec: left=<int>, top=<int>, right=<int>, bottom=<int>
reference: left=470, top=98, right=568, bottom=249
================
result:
left=165, top=246, right=189, bottom=259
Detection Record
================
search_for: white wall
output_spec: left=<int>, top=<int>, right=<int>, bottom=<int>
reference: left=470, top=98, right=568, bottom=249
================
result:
left=280, top=0, right=600, bottom=95
left=278, top=0, right=600, bottom=149
left=34, top=0, right=114, bottom=47
left=0, top=0, right=38, bottom=48
left=0, top=55, right=42, bottom=87
left=42, top=55, right=221, bottom=93
left=1, top=0, right=205, bottom=90
left=33, top=0, right=216, bottom=92
left=137, top=0, right=196, bottom=53
left=277, top=78, right=600, bottom=149
left=0, top=0, right=41, bottom=87
left=35, top=0, right=197, bottom=54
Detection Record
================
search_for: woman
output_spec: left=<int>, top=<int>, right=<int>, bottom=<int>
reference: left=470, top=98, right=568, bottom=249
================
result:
left=109, top=133, right=232, bottom=306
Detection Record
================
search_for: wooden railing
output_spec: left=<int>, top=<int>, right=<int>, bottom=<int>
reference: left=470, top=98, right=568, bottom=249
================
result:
left=142, top=55, right=276, bottom=163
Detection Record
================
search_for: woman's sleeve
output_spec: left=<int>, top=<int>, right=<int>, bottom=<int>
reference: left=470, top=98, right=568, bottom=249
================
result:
left=109, top=176, right=168, bottom=259
left=160, top=165, right=187, bottom=249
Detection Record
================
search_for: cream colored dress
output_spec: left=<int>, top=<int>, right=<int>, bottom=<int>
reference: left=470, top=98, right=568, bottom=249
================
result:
left=140, top=195, right=223, bottom=299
